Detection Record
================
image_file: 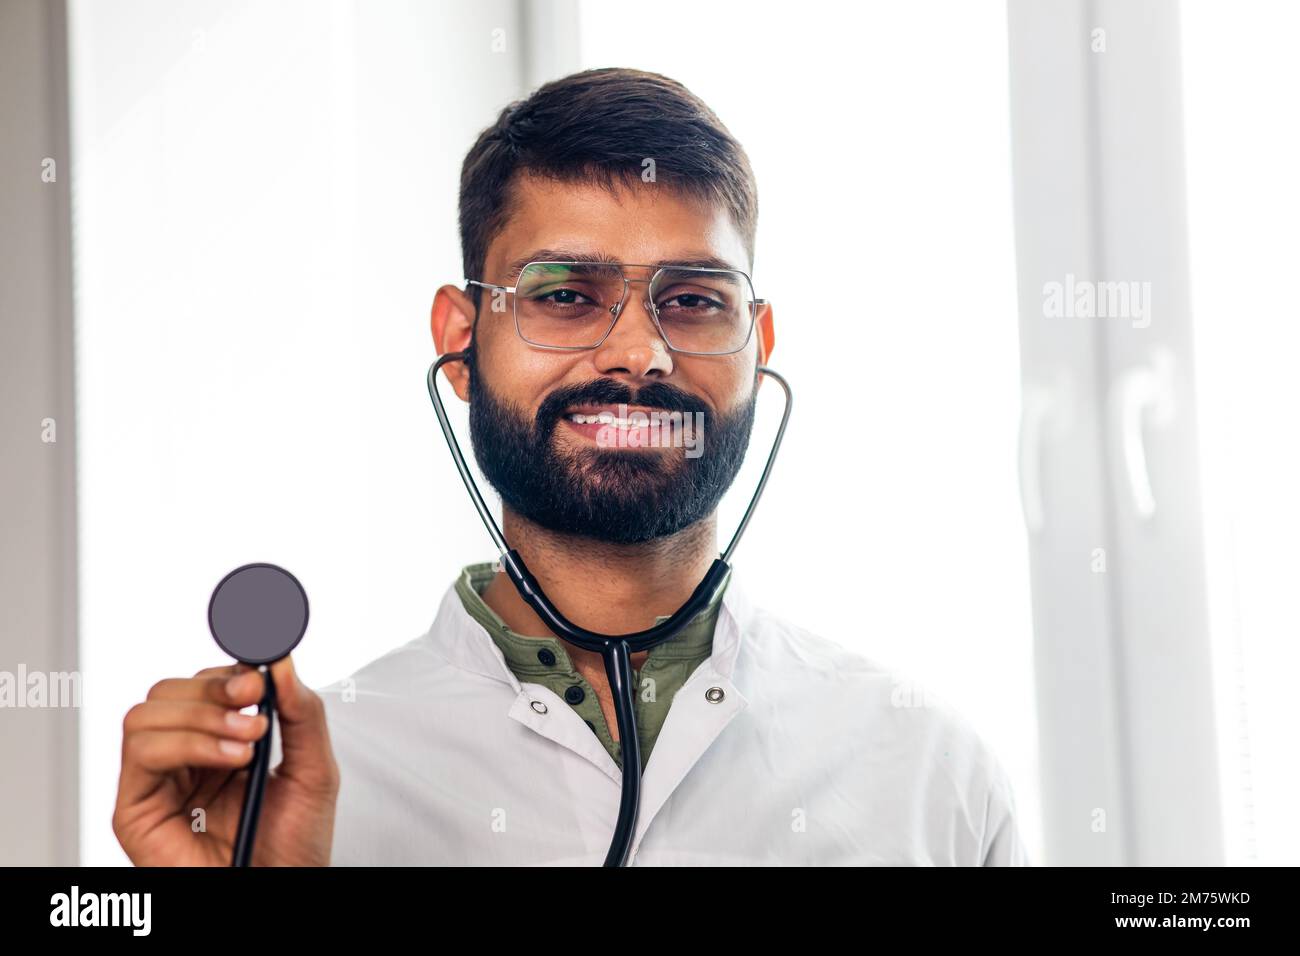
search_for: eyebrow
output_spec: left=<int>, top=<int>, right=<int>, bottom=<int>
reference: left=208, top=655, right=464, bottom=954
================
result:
left=501, top=249, right=745, bottom=281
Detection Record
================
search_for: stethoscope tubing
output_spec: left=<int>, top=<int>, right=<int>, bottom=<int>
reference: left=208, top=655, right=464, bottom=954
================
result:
left=426, top=350, right=791, bottom=866
left=231, top=667, right=276, bottom=867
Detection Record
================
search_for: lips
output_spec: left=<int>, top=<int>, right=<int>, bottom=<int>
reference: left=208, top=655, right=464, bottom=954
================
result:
left=560, top=404, right=697, bottom=448
left=564, top=404, right=665, bottom=427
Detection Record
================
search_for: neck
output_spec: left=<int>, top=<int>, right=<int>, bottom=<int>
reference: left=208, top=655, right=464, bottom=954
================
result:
left=481, top=510, right=719, bottom=640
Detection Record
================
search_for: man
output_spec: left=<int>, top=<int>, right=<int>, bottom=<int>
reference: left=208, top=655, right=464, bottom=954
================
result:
left=113, top=68, right=1028, bottom=866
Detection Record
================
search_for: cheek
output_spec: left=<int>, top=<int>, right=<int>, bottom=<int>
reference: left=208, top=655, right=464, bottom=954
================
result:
left=477, top=330, right=586, bottom=414
left=677, top=353, right=757, bottom=414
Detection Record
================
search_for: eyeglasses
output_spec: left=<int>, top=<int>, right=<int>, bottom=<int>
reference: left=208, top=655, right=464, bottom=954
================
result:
left=466, top=260, right=766, bottom=356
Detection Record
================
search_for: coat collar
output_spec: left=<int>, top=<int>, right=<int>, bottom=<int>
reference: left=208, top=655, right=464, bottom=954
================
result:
left=421, top=567, right=757, bottom=860
left=422, top=565, right=756, bottom=691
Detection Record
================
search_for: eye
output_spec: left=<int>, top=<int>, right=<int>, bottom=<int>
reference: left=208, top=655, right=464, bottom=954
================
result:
left=532, top=286, right=598, bottom=309
left=657, top=291, right=726, bottom=313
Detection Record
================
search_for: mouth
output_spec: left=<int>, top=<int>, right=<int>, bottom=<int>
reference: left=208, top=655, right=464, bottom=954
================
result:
left=560, top=404, right=697, bottom=449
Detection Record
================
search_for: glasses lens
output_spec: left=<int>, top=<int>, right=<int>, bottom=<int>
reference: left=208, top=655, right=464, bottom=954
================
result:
left=515, top=262, right=623, bottom=348
left=649, top=268, right=755, bottom=354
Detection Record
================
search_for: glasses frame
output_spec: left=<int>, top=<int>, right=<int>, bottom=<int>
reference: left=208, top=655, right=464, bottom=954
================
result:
left=465, top=260, right=767, bottom=356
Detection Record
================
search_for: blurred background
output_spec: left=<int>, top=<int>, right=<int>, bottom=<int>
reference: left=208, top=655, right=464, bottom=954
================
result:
left=2, top=0, right=1295, bottom=866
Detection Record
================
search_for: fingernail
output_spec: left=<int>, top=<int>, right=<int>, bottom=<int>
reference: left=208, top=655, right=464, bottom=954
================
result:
left=225, top=710, right=256, bottom=730
left=226, top=673, right=251, bottom=697
left=219, top=739, right=250, bottom=757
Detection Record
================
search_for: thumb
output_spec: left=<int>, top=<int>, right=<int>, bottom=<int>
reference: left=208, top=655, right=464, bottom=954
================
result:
left=266, top=654, right=336, bottom=791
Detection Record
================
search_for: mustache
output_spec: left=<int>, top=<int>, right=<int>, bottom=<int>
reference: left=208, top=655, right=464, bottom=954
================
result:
left=535, top=379, right=710, bottom=433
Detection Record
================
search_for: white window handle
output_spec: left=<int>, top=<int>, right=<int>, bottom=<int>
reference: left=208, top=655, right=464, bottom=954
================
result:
left=1111, top=347, right=1177, bottom=520
left=1018, top=370, right=1073, bottom=535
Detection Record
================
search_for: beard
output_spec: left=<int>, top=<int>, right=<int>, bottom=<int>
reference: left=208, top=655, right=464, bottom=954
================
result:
left=464, top=347, right=757, bottom=545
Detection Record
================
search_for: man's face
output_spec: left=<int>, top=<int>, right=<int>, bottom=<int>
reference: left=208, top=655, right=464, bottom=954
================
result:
left=461, top=174, right=765, bottom=545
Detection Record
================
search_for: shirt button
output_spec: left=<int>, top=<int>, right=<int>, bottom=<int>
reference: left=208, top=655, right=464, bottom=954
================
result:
left=537, top=648, right=557, bottom=666
left=705, top=686, right=725, bottom=703
left=564, top=685, right=585, bottom=705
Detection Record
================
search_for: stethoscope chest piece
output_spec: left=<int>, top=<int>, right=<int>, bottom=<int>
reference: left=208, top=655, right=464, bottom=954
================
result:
left=208, top=562, right=310, bottom=866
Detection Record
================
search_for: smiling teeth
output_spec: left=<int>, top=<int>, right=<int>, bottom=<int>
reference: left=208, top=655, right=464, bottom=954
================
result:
left=569, top=413, right=639, bottom=426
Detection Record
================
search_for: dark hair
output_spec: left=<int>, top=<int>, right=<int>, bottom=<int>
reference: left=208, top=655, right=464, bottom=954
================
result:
left=457, top=67, right=758, bottom=295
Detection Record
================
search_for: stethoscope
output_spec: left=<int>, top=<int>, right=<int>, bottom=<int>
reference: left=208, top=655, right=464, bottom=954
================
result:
left=426, top=350, right=792, bottom=866
left=208, top=561, right=310, bottom=867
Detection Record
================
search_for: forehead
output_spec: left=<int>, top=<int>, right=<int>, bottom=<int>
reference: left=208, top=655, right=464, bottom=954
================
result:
left=485, top=173, right=750, bottom=279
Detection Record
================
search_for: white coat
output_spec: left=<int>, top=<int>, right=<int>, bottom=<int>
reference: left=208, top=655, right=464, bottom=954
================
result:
left=299, top=573, right=1030, bottom=866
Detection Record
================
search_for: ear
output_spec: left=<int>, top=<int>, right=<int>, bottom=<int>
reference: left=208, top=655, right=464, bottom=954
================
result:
left=756, top=301, right=776, bottom=367
left=431, top=284, right=476, bottom=402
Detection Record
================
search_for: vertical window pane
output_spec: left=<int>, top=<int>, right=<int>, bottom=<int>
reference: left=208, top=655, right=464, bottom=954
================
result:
left=1183, top=0, right=1300, bottom=866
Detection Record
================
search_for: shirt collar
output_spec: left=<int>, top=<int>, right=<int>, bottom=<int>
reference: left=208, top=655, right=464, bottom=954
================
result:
left=425, top=561, right=751, bottom=688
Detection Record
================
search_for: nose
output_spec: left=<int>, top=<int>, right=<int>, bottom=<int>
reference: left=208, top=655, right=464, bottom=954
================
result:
left=592, top=282, right=674, bottom=381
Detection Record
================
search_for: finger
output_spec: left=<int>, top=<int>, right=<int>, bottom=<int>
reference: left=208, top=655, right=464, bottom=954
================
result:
left=266, top=655, right=337, bottom=793
left=146, top=671, right=266, bottom=709
left=192, top=663, right=250, bottom=681
left=118, top=729, right=256, bottom=806
left=126, top=729, right=256, bottom=772
left=124, top=699, right=270, bottom=743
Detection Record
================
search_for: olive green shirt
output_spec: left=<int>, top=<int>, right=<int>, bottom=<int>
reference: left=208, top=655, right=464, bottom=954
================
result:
left=454, top=562, right=730, bottom=773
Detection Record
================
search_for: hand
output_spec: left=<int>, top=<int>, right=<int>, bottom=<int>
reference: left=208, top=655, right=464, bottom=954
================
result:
left=113, top=655, right=339, bottom=866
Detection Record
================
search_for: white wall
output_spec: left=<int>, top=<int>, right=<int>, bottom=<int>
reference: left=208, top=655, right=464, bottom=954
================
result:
left=69, top=0, right=525, bottom=865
